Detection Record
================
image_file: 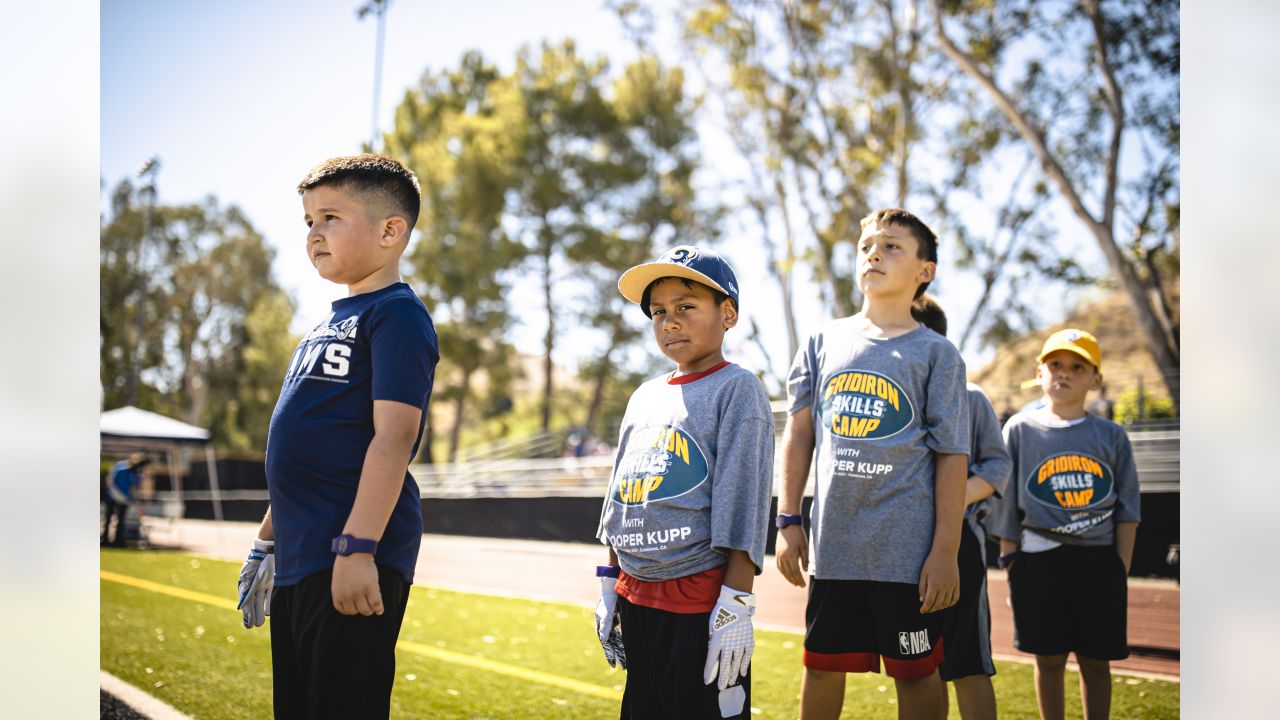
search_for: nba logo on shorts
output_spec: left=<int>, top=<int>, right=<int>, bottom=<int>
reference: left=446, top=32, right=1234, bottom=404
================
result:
left=899, top=629, right=930, bottom=656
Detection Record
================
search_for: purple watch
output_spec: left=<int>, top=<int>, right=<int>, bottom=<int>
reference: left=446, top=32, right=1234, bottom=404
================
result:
left=331, top=534, right=378, bottom=556
left=775, top=513, right=803, bottom=529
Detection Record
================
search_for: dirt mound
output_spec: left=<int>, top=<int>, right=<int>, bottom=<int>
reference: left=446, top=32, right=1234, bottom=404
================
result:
left=971, top=287, right=1178, bottom=414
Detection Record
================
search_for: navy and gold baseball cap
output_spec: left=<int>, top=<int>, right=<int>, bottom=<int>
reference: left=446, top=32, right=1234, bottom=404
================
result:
left=618, top=245, right=740, bottom=318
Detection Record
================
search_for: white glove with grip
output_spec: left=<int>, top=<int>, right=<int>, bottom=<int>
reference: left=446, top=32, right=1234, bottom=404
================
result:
left=237, top=539, right=275, bottom=629
left=594, top=577, right=627, bottom=669
left=704, top=585, right=755, bottom=690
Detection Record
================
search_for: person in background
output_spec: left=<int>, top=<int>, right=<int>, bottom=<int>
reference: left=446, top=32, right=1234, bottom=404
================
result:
left=101, top=453, right=150, bottom=547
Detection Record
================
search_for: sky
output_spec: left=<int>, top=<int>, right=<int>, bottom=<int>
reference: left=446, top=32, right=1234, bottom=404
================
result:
left=101, top=0, right=1096, bottom=389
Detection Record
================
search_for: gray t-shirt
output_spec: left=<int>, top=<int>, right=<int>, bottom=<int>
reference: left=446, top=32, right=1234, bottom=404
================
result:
left=787, top=321, right=970, bottom=583
left=987, top=411, right=1141, bottom=546
left=966, top=383, right=1013, bottom=521
left=597, top=363, right=775, bottom=581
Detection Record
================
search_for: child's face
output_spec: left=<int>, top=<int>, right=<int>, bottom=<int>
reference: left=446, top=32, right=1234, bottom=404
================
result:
left=855, top=221, right=935, bottom=299
left=1037, top=350, right=1101, bottom=408
left=647, top=279, right=737, bottom=373
left=302, top=185, right=388, bottom=287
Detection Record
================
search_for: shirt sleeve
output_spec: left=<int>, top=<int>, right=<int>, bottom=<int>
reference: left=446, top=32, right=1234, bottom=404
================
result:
left=969, top=392, right=1013, bottom=496
left=709, top=382, right=776, bottom=574
left=369, top=299, right=439, bottom=410
left=923, top=351, right=970, bottom=456
left=984, top=420, right=1023, bottom=542
left=786, top=334, right=816, bottom=414
left=1111, top=427, right=1142, bottom=523
left=597, top=393, right=638, bottom=545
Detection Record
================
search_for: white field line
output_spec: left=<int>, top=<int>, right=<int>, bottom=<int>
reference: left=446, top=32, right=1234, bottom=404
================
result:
left=100, top=671, right=194, bottom=720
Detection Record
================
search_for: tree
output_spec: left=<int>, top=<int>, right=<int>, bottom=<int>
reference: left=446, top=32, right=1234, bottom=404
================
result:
left=384, top=51, right=529, bottom=462
left=510, top=40, right=622, bottom=432
left=100, top=180, right=295, bottom=449
left=932, top=0, right=1180, bottom=402
left=565, top=54, right=718, bottom=436
left=678, top=0, right=952, bottom=366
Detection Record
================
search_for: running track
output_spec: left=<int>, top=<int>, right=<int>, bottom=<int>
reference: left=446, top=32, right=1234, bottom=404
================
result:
left=147, top=519, right=1178, bottom=680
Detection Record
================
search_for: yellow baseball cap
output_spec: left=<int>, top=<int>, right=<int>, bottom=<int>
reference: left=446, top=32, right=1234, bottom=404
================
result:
left=1037, top=328, right=1101, bottom=369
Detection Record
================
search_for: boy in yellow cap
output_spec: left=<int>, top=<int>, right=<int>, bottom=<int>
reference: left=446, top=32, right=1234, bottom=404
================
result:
left=986, top=329, right=1141, bottom=720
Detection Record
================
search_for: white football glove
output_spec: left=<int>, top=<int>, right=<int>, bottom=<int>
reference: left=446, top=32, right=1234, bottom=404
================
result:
left=236, top=539, right=274, bottom=629
left=704, top=585, right=755, bottom=690
left=594, top=576, right=627, bottom=669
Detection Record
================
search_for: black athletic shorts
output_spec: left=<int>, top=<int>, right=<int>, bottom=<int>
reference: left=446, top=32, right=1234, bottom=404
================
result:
left=1006, top=543, right=1129, bottom=660
left=940, top=519, right=996, bottom=681
left=270, top=564, right=411, bottom=720
left=617, top=595, right=750, bottom=719
left=803, top=578, right=945, bottom=680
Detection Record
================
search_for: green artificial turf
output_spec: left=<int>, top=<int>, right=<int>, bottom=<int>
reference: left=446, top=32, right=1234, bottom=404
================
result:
left=101, top=549, right=1178, bottom=719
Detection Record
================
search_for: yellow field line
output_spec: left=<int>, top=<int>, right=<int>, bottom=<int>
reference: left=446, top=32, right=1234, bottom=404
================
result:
left=100, top=570, right=238, bottom=611
left=100, top=569, right=622, bottom=702
left=396, top=640, right=620, bottom=701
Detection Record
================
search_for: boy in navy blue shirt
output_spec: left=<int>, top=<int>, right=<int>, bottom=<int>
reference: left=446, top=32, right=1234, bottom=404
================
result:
left=235, top=154, right=439, bottom=720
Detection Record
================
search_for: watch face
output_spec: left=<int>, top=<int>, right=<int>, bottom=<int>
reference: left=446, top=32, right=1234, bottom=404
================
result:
left=337, top=536, right=349, bottom=554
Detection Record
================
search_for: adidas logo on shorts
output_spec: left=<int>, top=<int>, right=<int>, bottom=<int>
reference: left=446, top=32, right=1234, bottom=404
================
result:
left=898, top=629, right=931, bottom=656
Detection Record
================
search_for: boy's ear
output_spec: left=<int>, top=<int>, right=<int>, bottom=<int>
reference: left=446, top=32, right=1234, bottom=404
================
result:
left=380, top=216, right=410, bottom=247
left=916, top=260, right=937, bottom=284
left=1091, top=370, right=1104, bottom=391
left=721, top=299, right=739, bottom=329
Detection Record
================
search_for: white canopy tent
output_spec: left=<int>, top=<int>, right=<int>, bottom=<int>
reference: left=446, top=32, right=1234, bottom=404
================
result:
left=100, top=406, right=225, bottom=521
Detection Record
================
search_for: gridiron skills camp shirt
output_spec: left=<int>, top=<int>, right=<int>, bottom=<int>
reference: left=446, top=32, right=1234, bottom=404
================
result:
left=987, top=411, right=1141, bottom=547
left=787, top=321, right=970, bottom=584
left=266, top=282, right=438, bottom=587
left=597, top=363, right=775, bottom=582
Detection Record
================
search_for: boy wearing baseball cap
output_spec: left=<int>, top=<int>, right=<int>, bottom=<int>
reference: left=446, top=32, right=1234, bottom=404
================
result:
left=987, top=328, right=1141, bottom=720
left=594, top=245, right=775, bottom=719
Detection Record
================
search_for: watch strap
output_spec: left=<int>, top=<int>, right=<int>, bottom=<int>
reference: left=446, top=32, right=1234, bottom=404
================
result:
left=596, top=565, right=621, bottom=578
left=775, top=513, right=803, bottom=529
left=331, top=534, right=378, bottom=556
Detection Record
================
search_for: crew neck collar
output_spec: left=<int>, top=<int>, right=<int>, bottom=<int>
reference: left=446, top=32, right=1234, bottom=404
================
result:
left=668, top=360, right=731, bottom=385
left=333, top=281, right=405, bottom=307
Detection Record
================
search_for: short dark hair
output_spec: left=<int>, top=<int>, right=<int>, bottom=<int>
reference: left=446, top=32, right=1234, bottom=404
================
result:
left=911, top=293, right=948, bottom=336
left=297, top=153, right=421, bottom=230
left=640, top=276, right=735, bottom=319
left=859, top=208, right=939, bottom=299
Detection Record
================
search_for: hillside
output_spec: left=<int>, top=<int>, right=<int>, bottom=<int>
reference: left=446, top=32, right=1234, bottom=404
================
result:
left=971, top=285, right=1179, bottom=416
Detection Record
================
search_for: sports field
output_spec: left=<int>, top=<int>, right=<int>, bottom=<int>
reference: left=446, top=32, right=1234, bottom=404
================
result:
left=101, top=549, right=1177, bottom=719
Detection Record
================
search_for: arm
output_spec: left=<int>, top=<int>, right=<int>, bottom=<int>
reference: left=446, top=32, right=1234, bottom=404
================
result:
left=775, top=409, right=815, bottom=588
left=964, top=475, right=997, bottom=506
left=256, top=506, right=274, bottom=541
left=331, top=399, right=423, bottom=616
left=1114, top=521, right=1138, bottom=575
left=919, top=452, right=966, bottom=613
left=723, top=549, right=755, bottom=593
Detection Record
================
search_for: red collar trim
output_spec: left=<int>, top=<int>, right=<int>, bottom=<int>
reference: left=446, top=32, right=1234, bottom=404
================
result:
left=668, top=360, right=731, bottom=385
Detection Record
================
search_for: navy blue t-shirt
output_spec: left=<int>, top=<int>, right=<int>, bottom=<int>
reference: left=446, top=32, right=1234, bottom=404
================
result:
left=266, top=282, right=438, bottom=586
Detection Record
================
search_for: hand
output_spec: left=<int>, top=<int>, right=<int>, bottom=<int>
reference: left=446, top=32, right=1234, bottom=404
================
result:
left=918, top=548, right=959, bottom=613
left=331, top=554, right=383, bottom=616
left=704, top=585, right=755, bottom=690
left=594, top=577, right=627, bottom=669
left=775, top=524, right=809, bottom=588
left=236, top=539, right=275, bottom=629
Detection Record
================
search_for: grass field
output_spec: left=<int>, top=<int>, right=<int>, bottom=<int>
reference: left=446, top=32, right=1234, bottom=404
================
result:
left=101, top=549, right=1178, bottom=719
